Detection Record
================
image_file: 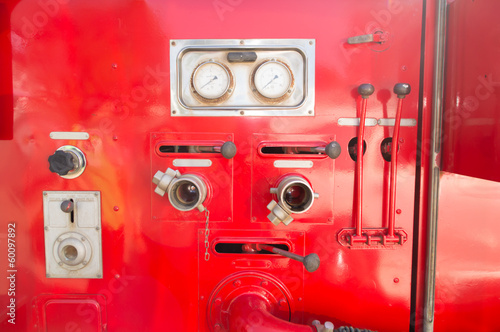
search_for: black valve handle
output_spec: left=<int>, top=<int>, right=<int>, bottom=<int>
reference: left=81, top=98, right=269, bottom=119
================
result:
left=48, top=150, right=74, bottom=176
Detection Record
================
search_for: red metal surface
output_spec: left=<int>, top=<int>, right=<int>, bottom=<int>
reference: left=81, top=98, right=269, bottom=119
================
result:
left=1, top=0, right=475, bottom=331
left=434, top=173, right=500, bottom=331
left=441, top=0, right=500, bottom=183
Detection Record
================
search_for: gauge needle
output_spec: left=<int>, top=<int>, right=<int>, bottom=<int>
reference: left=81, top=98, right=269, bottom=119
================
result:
left=201, top=76, right=218, bottom=89
left=262, top=75, right=279, bottom=89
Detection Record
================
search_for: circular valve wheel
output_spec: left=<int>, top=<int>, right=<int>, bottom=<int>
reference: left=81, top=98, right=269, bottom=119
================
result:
left=207, top=271, right=294, bottom=332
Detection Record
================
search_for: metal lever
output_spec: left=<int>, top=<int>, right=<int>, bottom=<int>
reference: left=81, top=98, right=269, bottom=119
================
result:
left=257, top=244, right=320, bottom=272
left=347, top=31, right=389, bottom=44
left=352, top=84, right=374, bottom=244
left=387, top=83, right=411, bottom=241
left=311, top=141, right=342, bottom=159
left=197, top=141, right=237, bottom=159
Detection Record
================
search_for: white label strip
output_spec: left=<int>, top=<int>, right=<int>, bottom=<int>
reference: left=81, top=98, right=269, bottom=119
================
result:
left=378, top=118, right=417, bottom=126
left=337, top=118, right=378, bottom=126
left=173, top=159, right=212, bottom=167
left=50, top=132, right=89, bottom=140
left=274, top=160, right=313, bottom=168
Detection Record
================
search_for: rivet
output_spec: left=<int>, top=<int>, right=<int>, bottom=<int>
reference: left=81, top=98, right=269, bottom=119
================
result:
left=81, top=237, right=85, bottom=241
left=95, top=226, right=100, bottom=231
left=239, top=40, right=244, bottom=45
left=261, top=280, right=268, bottom=287
left=309, top=41, right=314, bottom=45
left=298, top=297, right=303, bottom=302
left=240, top=111, right=245, bottom=115
left=44, top=226, right=49, bottom=231
left=308, top=110, right=313, bottom=114
left=43, top=192, right=47, bottom=196
left=115, top=274, right=120, bottom=279
left=96, top=274, right=102, bottom=278
left=214, top=297, right=222, bottom=306
left=172, top=110, right=177, bottom=114
left=111, top=63, right=118, bottom=69
left=279, top=299, right=287, bottom=307
left=46, top=274, right=51, bottom=278
left=113, top=135, right=118, bottom=141
left=58, top=262, right=63, bottom=266
left=82, top=261, right=88, bottom=265
left=396, top=209, right=402, bottom=214
left=113, top=206, right=119, bottom=212
left=394, top=278, right=400, bottom=283
left=233, top=279, right=241, bottom=287
left=171, top=41, right=176, bottom=46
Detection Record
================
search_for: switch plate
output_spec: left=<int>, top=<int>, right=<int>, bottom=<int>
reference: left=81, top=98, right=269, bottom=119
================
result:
left=43, top=191, right=103, bottom=278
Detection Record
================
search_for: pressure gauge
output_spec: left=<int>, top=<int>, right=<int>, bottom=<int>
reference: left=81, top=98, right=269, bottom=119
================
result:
left=251, top=59, right=294, bottom=103
left=191, top=60, right=234, bottom=104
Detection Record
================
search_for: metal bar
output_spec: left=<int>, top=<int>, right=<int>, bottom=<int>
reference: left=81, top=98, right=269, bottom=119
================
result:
left=258, top=244, right=304, bottom=263
left=424, top=0, right=448, bottom=331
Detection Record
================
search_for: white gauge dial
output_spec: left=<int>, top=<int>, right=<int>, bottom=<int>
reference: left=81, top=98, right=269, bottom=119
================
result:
left=192, top=61, right=231, bottom=100
left=253, top=60, right=293, bottom=99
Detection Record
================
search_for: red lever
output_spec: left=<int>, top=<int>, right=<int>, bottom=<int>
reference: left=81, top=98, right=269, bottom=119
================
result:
left=352, top=84, right=374, bottom=243
left=387, top=83, right=411, bottom=241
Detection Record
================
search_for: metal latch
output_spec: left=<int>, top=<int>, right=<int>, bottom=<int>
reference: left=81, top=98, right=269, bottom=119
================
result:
left=347, top=31, right=389, bottom=44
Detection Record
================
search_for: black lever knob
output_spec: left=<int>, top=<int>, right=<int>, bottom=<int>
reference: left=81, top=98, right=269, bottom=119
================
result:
left=220, top=141, right=237, bottom=159
left=358, top=83, right=375, bottom=99
left=393, top=83, right=411, bottom=98
left=48, top=150, right=74, bottom=176
left=325, top=141, right=342, bottom=159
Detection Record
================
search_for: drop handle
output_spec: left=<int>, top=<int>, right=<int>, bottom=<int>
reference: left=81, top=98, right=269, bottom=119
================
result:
left=197, top=141, right=237, bottom=159
left=257, top=244, right=320, bottom=272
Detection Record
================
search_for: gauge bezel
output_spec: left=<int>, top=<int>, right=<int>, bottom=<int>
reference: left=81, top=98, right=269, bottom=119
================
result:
left=190, top=60, right=235, bottom=104
left=250, top=59, right=295, bottom=104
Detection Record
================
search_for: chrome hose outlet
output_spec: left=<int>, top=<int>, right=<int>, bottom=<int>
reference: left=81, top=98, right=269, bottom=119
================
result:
left=168, top=174, right=207, bottom=212
left=153, top=168, right=207, bottom=212
left=267, top=175, right=318, bottom=226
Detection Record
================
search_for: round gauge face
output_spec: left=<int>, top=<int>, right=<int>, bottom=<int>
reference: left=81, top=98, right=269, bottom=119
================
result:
left=192, top=62, right=230, bottom=100
left=253, top=60, right=293, bottom=99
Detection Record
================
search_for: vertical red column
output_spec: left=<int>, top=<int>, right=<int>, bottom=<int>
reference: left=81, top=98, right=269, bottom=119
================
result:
left=0, top=3, right=13, bottom=140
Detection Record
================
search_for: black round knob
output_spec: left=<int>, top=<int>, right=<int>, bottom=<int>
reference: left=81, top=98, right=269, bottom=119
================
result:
left=325, top=141, right=341, bottom=159
left=221, top=141, right=237, bottom=159
left=303, top=253, right=320, bottom=273
left=358, top=84, right=375, bottom=99
left=48, top=150, right=75, bottom=176
left=60, top=200, right=74, bottom=213
left=394, top=83, right=411, bottom=98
